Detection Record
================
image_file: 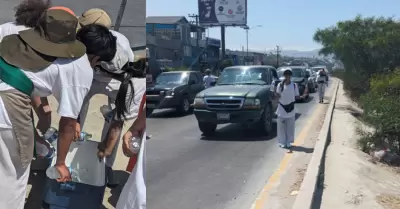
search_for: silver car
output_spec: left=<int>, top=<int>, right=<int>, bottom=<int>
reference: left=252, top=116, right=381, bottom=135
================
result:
left=306, top=69, right=317, bottom=93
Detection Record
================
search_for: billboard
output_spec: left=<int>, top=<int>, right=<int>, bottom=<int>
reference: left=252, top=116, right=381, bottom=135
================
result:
left=198, top=0, right=247, bottom=26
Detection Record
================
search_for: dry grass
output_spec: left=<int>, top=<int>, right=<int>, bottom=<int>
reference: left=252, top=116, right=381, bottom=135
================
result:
left=376, top=194, right=400, bottom=209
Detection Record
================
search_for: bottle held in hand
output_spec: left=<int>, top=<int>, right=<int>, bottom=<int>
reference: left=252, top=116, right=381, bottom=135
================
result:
left=46, top=166, right=84, bottom=182
left=44, top=127, right=58, bottom=148
left=129, top=136, right=141, bottom=154
left=77, top=132, right=93, bottom=143
left=35, top=142, right=55, bottom=159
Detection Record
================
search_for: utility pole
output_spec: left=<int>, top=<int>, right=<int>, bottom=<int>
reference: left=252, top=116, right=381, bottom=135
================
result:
left=275, top=45, right=281, bottom=67
left=221, top=25, right=226, bottom=64
left=189, top=14, right=200, bottom=70
left=114, top=0, right=127, bottom=31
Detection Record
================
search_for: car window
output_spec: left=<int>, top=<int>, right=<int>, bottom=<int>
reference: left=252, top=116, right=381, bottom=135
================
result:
left=218, top=67, right=267, bottom=85
left=189, top=73, right=200, bottom=84
left=264, top=68, right=272, bottom=83
left=195, top=72, right=203, bottom=81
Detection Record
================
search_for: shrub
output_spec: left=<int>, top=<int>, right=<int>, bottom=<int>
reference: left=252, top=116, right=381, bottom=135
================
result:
left=360, top=70, right=400, bottom=154
left=332, top=69, right=369, bottom=103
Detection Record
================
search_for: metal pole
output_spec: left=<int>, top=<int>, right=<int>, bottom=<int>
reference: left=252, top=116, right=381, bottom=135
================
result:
left=246, top=29, right=249, bottom=58
left=221, top=25, right=225, bottom=61
left=114, top=0, right=127, bottom=31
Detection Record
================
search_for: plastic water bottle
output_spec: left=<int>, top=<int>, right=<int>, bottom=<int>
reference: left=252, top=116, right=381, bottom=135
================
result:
left=44, top=127, right=58, bottom=148
left=77, top=132, right=93, bottom=142
left=35, top=142, right=55, bottom=159
left=46, top=166, right=83, bottom=182
left=129, top=136, right=141, bottom=154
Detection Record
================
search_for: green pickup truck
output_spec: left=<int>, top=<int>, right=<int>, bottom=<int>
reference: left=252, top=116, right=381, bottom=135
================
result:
left=193, top=65, right=279, bottom=135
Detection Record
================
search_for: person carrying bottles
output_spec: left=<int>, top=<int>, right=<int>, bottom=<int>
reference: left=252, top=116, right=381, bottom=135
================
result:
left=76, top=8, right=146, bottom=188
left=275, top=68, right=305, bottom=152
left=316, top=68, right=328, bottom=103
left=0, top=6, right=117, bottom=208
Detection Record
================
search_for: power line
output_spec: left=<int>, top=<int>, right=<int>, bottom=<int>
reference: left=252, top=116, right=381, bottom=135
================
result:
left=114, top=0, right=128, bottom=31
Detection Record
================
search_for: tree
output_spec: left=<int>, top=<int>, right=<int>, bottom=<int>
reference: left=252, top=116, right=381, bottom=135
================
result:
left=314, top=15, right=400, bottom=77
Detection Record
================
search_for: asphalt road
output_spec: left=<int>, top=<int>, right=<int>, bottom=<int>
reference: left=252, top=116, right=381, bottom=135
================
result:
left=146, top=86, right=332, bottom=209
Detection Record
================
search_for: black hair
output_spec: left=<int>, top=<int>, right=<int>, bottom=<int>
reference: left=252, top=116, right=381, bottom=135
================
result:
left=76, top=24, right=117, bottom=62
left=14, top=0, right=51, bottom=28
left=101, top=61, right=146, bottom=120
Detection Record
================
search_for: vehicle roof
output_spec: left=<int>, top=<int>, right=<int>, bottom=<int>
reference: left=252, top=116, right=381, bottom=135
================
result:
left=311, top=66, right=327, bottom=68
left=224, top=65, right=276, bottom=69
left=161, top=71, right=196, bottom=74
left=277, top=66, right=307, bottom=70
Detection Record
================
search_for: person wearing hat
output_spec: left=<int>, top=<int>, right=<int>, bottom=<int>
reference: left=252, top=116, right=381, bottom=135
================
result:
left=0, top=8, right=117, bottom=208
left=316, top=68, right=328, bottom=103
left=203, top=69, right=216, bottom=88
left=75, top=25, right=146, bottom=187
left=78, top=8, right=135, bottom=62
left=0, top=0, right=53, bottom=150
left=76, top=8, right=147, bottom=187
left=275, top=68, right=305, bottom=152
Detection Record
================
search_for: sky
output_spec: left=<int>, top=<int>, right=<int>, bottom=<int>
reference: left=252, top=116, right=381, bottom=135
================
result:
left=147, top=0, right=400, bottom=51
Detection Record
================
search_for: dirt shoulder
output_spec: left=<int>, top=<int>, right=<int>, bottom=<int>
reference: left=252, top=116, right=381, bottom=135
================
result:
left=319, top=81, right=400, bottom=209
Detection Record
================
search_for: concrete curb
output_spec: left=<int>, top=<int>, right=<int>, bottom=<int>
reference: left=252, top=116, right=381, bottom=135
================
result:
left=292, top=79, right=340, bottom=209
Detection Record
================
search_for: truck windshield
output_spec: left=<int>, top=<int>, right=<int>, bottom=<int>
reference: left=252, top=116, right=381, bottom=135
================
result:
left=218, top=67, right=267, bottom=85
left=278, top=68, right=304, bottom=78
left=155, top=72, right=189, bottom=85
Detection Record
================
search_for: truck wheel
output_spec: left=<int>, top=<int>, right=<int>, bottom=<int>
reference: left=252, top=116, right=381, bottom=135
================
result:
left=259, top=103, right=273, bottom=134
left=198, top=122, right=217, bottom=136
left=176, top=96, right=191, bottom=115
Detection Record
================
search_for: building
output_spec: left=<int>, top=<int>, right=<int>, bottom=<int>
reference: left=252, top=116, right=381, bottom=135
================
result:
left=0, top=0, right=146, bottom=58
left=146, top=16, right=221, bottom=76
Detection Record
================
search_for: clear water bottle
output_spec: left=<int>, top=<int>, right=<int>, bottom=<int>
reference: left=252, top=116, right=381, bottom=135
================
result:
left=44, top=127, right=58, bottom=148
left=35, top=142, right=55, bottom=159
left=77, top=132, right=93, bottom=142
left=129, top=136, right=141, bottom=154
left=46, top=166, right=83, bottom=183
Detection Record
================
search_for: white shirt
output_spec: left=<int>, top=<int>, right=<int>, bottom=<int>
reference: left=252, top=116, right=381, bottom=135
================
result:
left=0, top=22, right=29, bottom=42
left=275, top=82, right=299, bottom=118
left=203, top=75, right=215, bottom=88
left=110, top=30, right=134, bottom=62
left=0, top=55, right=94, bottom=128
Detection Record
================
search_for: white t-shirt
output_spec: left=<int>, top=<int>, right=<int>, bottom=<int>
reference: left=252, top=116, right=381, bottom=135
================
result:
left=0, top=22, right=29, bottom=42
left=203, top=75, right=215, bottom=88
left=110, top=30, right=134, bottom=62
left=275, top=82, right=299, bottom=118
left=0, top=55, right=94, bottom=128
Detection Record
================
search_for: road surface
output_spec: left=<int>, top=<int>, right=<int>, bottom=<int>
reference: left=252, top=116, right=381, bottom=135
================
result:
left=146, top=85, right=333, bottom=209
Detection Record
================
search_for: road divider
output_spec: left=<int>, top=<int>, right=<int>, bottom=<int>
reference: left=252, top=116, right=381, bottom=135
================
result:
left=291, top=79, right=340, bottom=209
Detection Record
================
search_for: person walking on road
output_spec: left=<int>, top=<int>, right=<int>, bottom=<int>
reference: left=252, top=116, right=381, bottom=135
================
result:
left=275, top=68, right=305, bottom=152
left=203, top=69, right=216, bottom=88
left=316, top=68, right=328, bottom=103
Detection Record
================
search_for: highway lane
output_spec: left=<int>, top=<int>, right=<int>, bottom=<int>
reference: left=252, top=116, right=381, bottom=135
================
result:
left=146, top=86, right=332, bottom=209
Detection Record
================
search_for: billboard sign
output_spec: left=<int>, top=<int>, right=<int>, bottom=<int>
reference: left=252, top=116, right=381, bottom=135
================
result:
left=198, top=0, right=247, bottom=26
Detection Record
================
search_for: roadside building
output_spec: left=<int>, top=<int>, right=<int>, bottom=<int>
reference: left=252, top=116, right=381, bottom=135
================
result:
left=146, top=16, right=220, bottom=77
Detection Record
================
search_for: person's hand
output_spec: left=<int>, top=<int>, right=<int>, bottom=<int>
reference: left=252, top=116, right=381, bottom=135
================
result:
left=74, top=122, right=81, bottom=141
left=97, top=142, right=111, bottom=161
left=122, top=130, right=135, bottom=157
left=55, top=163, right=71, bottom=182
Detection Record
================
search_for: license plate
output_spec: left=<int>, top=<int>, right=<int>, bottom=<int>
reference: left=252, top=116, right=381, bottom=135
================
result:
left=217, top=113, right=230, bottom=120
left=147, top=104, right=156, bottom=109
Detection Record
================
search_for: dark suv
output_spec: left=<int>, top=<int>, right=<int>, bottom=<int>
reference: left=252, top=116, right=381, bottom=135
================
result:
left=146, top=71, right=204, bottom=115
left=193, top=66, right=279, bottom=135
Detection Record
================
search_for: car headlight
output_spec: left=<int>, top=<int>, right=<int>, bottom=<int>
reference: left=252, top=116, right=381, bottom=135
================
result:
left=193, top=97, right=206, bottom=108
left=160, top=90, right=174, bottom=96
left=243, top=98, right=261, bottom=109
